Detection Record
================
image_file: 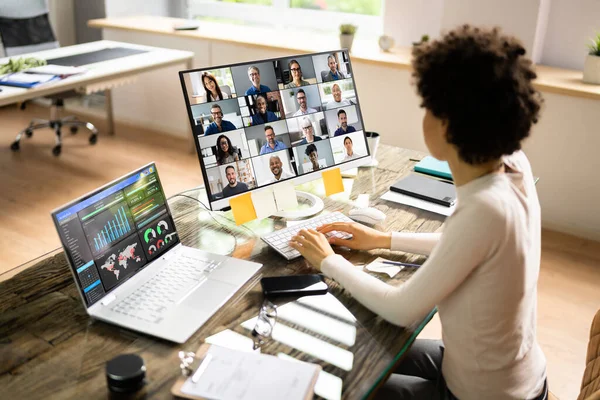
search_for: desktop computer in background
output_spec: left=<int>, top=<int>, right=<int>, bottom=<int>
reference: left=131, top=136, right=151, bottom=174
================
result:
left=178, top=50, right=371, bottom=214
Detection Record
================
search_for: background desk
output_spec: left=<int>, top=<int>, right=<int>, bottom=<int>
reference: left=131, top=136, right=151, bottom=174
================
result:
left=0, top=40, right=193, bottom=135
left=0, top=146, right=444, bottom=399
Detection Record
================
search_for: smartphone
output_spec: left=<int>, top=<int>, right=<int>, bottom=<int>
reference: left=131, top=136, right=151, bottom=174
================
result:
left=260, top=274, right=328, bottom=298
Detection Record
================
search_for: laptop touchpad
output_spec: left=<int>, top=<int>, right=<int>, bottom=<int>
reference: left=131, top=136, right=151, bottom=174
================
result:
left=182, top=279, right=237, bottom=311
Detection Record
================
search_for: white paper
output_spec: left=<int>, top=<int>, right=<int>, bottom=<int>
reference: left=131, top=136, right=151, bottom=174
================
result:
left=365, top=257, right=403, bottom=278
left=27, top=64, right=87, bottom=76
left=251, top=189, right=277, bottom=219
left=278, top=353, right=343, bottom=400
left=181, top=345, right=318, bottom=400
left=3, top=72, right=55, bottom=84
left=380, top=190, right=456, bottom=217
left=273, top=181, right=298, bottom=211
left=204, top=329, right=257, bottom=353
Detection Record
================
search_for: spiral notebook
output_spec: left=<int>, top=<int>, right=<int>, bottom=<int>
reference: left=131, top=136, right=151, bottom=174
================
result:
left=171, top=344, right=320, bottom=400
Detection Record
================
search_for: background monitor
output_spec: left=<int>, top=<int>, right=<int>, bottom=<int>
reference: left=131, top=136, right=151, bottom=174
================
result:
left=179, top=50, right=370, bottom=211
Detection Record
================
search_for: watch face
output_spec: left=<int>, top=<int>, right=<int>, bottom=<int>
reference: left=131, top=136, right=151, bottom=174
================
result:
left=378, top=35, right=394, bottom=51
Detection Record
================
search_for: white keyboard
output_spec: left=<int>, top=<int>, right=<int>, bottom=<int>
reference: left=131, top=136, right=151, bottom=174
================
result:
left=262, top=211, right=354, bottom=260
left=111, top=254, right=220, bottom=323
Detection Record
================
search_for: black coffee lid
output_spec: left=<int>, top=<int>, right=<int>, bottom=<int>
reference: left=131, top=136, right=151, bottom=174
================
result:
left=106, top=354, right=146, bottom=393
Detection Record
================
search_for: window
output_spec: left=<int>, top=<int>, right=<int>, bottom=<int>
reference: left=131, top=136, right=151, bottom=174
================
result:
left=187, top=0, right=383, bottom=38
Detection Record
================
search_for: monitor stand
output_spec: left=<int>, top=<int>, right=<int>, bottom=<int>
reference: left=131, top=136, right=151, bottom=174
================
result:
left=271, top=191, right=324, bottom=220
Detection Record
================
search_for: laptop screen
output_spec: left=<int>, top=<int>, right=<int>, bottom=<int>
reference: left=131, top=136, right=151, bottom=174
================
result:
left=51, top=164, right=179, bottom=307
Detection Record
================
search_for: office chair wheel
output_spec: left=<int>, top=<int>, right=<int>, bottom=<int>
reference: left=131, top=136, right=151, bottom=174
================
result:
left=10, top=141, right=20, bottom=151
left=70, top=126, right=78, bottom=134
left=89, top=135, right=97, bottom=145
left=52, top=145, right=62, bottom=156
left=25, top=128, right=33, bottom=138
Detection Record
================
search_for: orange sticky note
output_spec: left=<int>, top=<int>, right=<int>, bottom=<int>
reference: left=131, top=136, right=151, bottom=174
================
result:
left=322, top=168, right=344, bottom=197
left=229, top=193, right=257, bottom=225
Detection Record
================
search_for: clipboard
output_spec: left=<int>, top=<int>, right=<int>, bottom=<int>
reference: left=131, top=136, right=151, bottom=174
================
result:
left=171, top=344, right=321, bottom=400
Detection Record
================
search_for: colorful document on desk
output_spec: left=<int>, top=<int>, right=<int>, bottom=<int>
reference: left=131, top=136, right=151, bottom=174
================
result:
left=179, top=345, right=320, bottom=400
left=0, top=72, right=59, bottom=88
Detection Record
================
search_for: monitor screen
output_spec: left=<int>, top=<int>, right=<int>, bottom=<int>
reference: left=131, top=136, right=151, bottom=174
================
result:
left=51, top=164, right=179, bottom=307
left=180, top=50, right=370, bottom=210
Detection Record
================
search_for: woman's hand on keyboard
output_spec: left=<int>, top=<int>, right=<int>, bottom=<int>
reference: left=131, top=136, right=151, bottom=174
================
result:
left=317, top=222, right=392, bottom=251
left=289, top=229, right=334, bottom=270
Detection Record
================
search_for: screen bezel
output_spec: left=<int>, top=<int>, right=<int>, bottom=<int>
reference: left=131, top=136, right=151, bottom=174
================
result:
left=50, top=162, right=180, bottom=308
left=179, top=49, right=371, bottom=211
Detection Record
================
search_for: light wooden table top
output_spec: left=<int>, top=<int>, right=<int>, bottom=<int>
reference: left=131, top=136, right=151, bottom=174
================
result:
left=0, top=145, right=445, bottom=399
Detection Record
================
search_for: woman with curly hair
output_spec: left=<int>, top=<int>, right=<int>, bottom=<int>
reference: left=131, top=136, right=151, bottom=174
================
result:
left=289, top=25, right=547, bottom=400
left=215, top=134, right=239, bottom=166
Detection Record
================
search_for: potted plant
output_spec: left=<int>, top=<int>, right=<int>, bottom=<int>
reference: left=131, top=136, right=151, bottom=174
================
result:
left=412, top=34, right=430, bottom=47
left=583, top=33, right=600, bottom=84
left=339, top=24, right=357, bottom=52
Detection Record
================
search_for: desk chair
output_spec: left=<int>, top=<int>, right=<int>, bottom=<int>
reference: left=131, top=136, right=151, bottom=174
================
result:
left=0, top=0, right=98, bottom=156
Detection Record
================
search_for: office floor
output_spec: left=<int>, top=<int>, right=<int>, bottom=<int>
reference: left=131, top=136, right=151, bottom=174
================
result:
left=1, top=104, right=599, bottom=400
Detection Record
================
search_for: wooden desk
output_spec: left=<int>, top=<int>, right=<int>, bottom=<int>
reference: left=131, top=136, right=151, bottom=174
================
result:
left=0, top=40, right=194, bottom=135
left=0, top=145, right=444, bottom=399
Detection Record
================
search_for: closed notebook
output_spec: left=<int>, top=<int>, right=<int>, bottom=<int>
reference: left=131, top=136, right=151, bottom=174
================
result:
left=390, top=173, right=457, bottom=207
left=414, top=156, right=453, bottom=181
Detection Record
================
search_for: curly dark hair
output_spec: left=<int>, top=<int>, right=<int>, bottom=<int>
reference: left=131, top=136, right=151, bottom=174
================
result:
left=305, top=143, right=317, bottom=157
left=412, top=25, right=542, bottom=164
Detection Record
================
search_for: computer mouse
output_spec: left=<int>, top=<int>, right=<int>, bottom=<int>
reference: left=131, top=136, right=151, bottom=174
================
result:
left=348, top=207, right=386, bottom=225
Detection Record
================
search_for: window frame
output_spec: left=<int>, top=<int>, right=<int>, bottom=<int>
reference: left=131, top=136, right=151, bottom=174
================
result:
left=187, top=0, right=383, bottom=38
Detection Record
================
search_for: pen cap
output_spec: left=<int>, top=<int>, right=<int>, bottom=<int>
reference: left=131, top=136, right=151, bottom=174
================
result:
left=106, top=354, right=147, bottom=394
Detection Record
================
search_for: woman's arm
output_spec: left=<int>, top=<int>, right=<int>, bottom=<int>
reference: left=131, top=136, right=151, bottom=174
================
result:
left=320, top=203, right=501, bottom=327
left=390, top=232, right=442, bottom=256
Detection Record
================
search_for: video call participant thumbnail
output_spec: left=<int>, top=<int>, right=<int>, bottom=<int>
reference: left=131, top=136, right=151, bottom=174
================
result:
left=326, top=83, right=352, bottom=110
left=334, top=109, right=356, bottom=137
left=222, top=165, right=248, bottom=197
left=205, top=104, right=237, bottom=135
left=251, top=94, right=280, bottom=125
left=216, top=134, right=241, bottom=165
left=297, top=116, right=323, bottom=145
left=260, top=125, right=288, bottom=154
left=293, top=89, right=318, bottom=117
left=268, top=155, right=294, bottom=183
left=342, top=136, right=361, bottom=161
left=323, top=54, right=346, bottom=82
left=285, top=59, right=310, bottom=89
left=202, top=71, right=229, bottom=102
left=245, top=66, right=272, bottom=95
left=304, top=144, right=326, bottom=172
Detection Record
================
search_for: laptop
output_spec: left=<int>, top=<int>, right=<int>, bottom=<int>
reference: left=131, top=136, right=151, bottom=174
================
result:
left=51, top=163, right=262, bottom=343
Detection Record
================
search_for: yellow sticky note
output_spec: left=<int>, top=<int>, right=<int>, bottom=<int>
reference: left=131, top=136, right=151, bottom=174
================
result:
left=229, top=193, right=257, bottom=225
left=322, top=168, right=344, bottom=197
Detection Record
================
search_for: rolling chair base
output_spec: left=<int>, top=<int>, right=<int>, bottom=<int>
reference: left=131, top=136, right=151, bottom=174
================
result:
left=10, top=100, right=99, bottom=156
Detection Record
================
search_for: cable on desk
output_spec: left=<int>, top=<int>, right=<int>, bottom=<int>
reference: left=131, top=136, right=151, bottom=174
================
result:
left=168, top=193, right=258, bottom=256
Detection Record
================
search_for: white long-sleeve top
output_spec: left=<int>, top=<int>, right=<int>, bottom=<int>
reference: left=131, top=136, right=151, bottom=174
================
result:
left=321, top=151, right=546, bottom=400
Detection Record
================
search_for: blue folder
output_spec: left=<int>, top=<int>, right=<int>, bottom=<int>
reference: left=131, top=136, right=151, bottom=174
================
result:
left=0, top=73, right=60, bottom=88
left=414, top=156, right=453, bottom=180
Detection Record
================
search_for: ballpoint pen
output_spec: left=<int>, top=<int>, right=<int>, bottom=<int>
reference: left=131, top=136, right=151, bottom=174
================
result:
left=381, top=260, right=422, bottom=268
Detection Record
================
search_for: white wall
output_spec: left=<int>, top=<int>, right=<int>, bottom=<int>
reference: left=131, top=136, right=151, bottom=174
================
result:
left=383, top=0, right=445, bottom=47
left=440, top=0, right=547, bottom=62
left=541, top=0, right=600, bottom=70
left=104, top=0, right=169, bottom=18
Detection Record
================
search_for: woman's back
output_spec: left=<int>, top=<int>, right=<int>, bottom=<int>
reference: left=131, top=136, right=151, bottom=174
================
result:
left=437, top=151, right=545, bottom=399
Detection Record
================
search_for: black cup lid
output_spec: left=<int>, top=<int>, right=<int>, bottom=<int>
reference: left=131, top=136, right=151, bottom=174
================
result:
left=106, top=354, right=146, bottom=393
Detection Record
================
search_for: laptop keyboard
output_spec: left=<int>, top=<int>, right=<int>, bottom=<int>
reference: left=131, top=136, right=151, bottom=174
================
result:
left=111, top=254, right=220, bottom=323
left=261, top=212, right=354, bottom=260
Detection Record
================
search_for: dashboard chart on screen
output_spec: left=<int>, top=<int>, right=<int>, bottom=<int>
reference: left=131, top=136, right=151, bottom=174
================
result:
left=52, top=164, right=180, bottom=306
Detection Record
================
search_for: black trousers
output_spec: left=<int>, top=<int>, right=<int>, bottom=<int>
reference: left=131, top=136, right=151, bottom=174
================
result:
left=374, top=339, right=548, bottom=400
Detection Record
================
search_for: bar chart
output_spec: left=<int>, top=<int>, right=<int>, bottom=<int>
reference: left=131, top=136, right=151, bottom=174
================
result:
left=90, top=206, right=132, bottom=252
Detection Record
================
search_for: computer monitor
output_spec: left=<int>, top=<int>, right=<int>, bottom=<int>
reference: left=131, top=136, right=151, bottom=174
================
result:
left=179, top=50, right=370, bottom=211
